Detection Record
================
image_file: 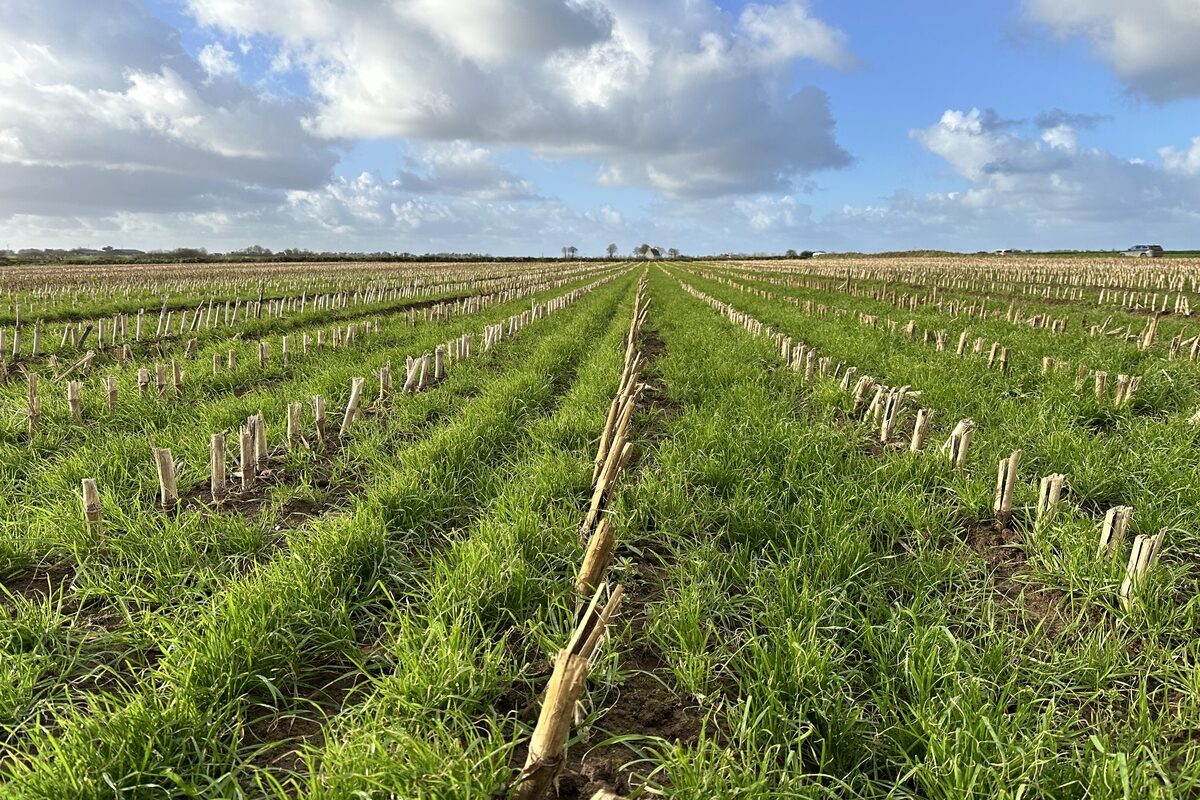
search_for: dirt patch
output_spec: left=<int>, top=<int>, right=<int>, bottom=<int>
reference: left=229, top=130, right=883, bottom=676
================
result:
left=176, top=442, right=360, bottom=534
left=551, top=644, right=705, bottom=799
left=959, top=519, right=1100, bottom=640
left=557, top=525, right=704, bottom=796
left=963, top=519, right=1026, bottom=583
left=1, top=560, right=77, bottom=610
left=639, top=327, right=667, bottom=363
left=509, top=552, right=706, bottom=799
left=632, top=329, right=681, bottom=452
left=243, top=667, right=370, bottom=776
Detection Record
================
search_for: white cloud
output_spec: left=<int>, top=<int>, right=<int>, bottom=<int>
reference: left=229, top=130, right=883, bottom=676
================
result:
left=913, top=108, right=1079, bottom=182
left=734, top=194, right=808, bottom=232
left=0, top=0, right=337, bottom=218
left=827, top=107, right=1200, bottom=250
left=400, top=0, right=612, bottom=65
left=0, top=169, right=649, bottom=255
left=186, top=0, right=853, bottom=198
left=395, top=142, right=538, bottom=200
left=737, top=1, right=855, bottom=69
left=198, top=42, right=238, bottom=80
left=1160, top=137, right=1200, bottom=176
left=913, top=109, right=1014, bottom=182
left=1041, top=124, right=1077, bottom=151
left=1026, top=0, right=1200, bottom=101
left=276, top=170, right=658, bottom=253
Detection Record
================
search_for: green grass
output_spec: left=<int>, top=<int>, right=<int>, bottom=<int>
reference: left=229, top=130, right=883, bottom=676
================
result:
left=615, top=267, right=1199, bottom=798
left=1, top=259, right=1197, bottom=799
left=0, top=270, right=630, bottom=797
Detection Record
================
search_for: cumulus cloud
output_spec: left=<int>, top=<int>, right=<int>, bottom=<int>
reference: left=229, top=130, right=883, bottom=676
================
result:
left=401, top=0, right=613, bottom=65
left=281, top=170, right=647, bottom=252
left=395, top=143, right=539, bottom=201
left=1040, top=125, right=1078, bottom=152
left=198, top=42, right=238, bottom=80
left=1026, top=0, right=1200, bottom=101
left=737, top=2, right=856, bottom=69
left=734, top=194, right=810, bottom=233
left=1160, top=137, right=1200, bottom=176
left=830, top=107, right=1200, bottom=249
left=912, top=109, right=1056, bottom=181
left=0, top=0, right=337, bottom=218
left=186, top=0, right=853, bottom=198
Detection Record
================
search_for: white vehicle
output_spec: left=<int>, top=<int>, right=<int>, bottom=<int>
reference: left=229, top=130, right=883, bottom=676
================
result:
left=1122, top=244, right=1164, bottom=258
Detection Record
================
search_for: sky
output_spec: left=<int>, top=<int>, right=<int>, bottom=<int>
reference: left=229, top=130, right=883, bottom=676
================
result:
left=1, top=0, right=1199, bottom=256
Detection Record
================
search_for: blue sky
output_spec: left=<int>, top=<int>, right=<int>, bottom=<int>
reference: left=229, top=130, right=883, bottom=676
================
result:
left=2, top=0, right=1199, bottom=254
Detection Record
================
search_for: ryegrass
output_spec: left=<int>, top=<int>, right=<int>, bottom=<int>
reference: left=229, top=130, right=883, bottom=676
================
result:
left=608, top=267, right=1200, bottom=798
left=0, top=271, right=631, bottom=796
left=2, top=259, right=1197, bottom=798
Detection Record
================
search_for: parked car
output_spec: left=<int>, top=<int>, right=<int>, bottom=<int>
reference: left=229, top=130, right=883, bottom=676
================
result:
left=1122, top=244, right=1164, bottom=257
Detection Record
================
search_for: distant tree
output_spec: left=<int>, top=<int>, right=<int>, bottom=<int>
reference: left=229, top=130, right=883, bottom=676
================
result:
left=785, top=249, right=798, bottom=258
left=667, top=247, right=680, bottom=258
left=633, top=243, right=650, bottom=259
left=606, top=243, right=618, bottom=258
left=567, top=245, right=578, bottom=259
left=170, top=247, right=208, bottom=259
left=562, top=246, right=569, bottom=258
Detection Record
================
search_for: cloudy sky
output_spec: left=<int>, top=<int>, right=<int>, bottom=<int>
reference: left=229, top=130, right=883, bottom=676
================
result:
left=2, top=0, right=1199, bottom=255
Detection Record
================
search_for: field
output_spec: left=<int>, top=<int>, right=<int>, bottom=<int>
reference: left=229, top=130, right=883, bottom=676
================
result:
left=0, top=255, right=1197, bottom=799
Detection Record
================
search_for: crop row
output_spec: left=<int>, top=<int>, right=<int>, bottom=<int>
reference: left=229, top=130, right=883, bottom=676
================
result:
left=609, top=268, right=1197, bottom=795
left=0, top=270, right=637, bottom=797
left=670, top=266, right=1194, bottom=612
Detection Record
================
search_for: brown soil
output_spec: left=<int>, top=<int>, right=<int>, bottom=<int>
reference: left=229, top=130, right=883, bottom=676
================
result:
left=176, top=442, right=360, bottom=534
left=243, top=667, right=370, bottom=776
left=960, top=518, right=1101, bottom=639
left=639, top=327, right=667, bottom=363
left=553, top=648, right=704, bottom=799
left=633, top=329, right=682, bottom=450
left=0, top=560, right=77, bottom=609
left=509, top=546, right=706, bottom=799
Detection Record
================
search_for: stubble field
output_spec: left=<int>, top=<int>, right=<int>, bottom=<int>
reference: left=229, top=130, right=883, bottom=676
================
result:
left=1, top=255, right=1197, bottom=799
